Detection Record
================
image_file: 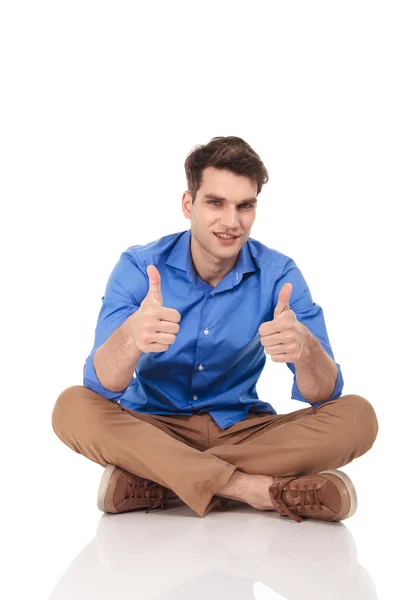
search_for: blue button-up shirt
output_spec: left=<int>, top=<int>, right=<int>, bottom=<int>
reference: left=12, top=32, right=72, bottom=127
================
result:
left=83, top=228, right=343, bottom=430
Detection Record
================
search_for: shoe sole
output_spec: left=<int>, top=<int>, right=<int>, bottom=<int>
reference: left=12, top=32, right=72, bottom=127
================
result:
left=320, top=468, right=358, bottom=519
left=97, top=464, right=119, bottom=513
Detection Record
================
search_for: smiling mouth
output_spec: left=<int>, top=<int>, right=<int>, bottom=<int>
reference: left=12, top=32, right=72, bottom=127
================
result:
left=214, top=232, right=239, bottom=239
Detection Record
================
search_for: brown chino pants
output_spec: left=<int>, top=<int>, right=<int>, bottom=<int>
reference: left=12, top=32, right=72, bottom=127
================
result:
left=51, top=386, right=379, bottom=518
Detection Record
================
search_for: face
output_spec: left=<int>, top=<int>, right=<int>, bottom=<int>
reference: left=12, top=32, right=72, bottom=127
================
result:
left=182, top=166, right=258, bottom=264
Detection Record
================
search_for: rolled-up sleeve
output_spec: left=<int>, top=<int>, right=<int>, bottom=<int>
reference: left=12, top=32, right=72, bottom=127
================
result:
left=272, top=257, right=344, bottom=407
left=83, top=250, right=147, bottom=400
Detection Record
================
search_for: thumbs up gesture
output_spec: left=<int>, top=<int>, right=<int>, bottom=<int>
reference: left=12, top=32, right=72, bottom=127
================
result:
left=146, top=264, right=164, bottom=305
left=258, top=283, right=307, bottom=363
left=129, top=265, right=181, bottom=354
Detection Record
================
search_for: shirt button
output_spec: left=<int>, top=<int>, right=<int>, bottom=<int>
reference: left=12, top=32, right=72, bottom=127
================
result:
left=193, top=395, right=198, bottom=400
left=211, top=293, right=215, bottom=296
left=198, top=364, right=203, bottom=371
left=204, top=329, right=209, bottom=335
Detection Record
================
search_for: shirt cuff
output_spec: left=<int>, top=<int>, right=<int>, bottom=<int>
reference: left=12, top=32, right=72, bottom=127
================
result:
left=83, top=348, right=128, bottom=400
left=291, top=362, right=344, bottom=407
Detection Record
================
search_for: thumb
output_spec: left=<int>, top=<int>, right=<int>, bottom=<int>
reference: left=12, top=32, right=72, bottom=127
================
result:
left=274, top=282, right=293, bottom=318
left=146, top=265, right=163, bottom=305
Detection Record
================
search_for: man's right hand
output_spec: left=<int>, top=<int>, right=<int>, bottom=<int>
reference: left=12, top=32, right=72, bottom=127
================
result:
left=128, top=265, right=181, bottom=353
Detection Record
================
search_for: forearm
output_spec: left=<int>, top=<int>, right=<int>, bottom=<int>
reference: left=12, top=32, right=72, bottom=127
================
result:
left=294, top=323, right=338, bottom=403
left=93, top=312, right=143, bottom=393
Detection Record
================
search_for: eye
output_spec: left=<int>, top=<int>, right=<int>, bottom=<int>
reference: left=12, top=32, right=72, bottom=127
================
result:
left=208, top=200, right=253, bottom=208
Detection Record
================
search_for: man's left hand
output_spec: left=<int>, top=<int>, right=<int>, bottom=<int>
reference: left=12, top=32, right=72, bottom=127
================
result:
left=258, top=283, right=308, bottom=363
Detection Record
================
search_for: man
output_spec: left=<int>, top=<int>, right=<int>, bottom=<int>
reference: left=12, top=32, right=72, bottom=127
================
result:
left=52, top=136, right=378, bottom=523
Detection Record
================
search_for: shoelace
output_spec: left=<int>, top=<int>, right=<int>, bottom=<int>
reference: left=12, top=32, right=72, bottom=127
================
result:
left=271, top=477, right=324, bottom=523
left=126, top=477, right=167, bottom=514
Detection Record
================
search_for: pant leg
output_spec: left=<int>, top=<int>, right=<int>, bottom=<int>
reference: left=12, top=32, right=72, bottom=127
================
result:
left=51, top=386, right=236, bottom=517
left=204, top=394, right=379, bottom=476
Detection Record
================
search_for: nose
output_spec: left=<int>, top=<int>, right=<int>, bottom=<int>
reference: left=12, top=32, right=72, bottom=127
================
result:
left=221, top=207, right=240, bottom=230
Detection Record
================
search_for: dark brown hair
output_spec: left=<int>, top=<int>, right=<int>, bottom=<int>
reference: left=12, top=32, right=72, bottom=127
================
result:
left=184, top=136, right=269, bottom=203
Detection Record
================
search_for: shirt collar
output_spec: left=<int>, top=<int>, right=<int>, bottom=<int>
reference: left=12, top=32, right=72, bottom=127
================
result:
left=166, top=229, right=258, bottom=288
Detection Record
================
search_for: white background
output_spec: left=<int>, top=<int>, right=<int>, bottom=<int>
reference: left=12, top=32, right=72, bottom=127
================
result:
left=1, top=1, right=399, bottom=598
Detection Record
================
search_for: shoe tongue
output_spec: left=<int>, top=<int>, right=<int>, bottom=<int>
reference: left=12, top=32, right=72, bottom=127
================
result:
left=284, top=477, right=324, bottom=506
left=284, top=487, right=298, bottom=505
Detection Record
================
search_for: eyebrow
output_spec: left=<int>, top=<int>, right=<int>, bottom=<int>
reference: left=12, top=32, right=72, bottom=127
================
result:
left=204, top=193, right=258, bottom=204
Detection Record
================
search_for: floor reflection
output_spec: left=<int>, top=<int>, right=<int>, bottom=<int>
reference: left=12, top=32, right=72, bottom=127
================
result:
left=50, top=501, right=377, bottom=599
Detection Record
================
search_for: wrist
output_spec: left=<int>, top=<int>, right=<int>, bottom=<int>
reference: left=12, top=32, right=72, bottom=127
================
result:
left=124, top=311, right=141, bottom=351
left=297, top=322, right=318, bottom=365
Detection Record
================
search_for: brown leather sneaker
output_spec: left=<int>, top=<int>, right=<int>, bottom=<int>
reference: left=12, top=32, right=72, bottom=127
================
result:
left=97, top=464, right=180, bottom=514
left=268, top=469, right=357, bottom=523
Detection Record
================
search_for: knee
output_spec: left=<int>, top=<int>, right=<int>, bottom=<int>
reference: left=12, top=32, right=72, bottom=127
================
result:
left=338, top=394, right=379, bottom=450
left=51, top=385, right=87, bottom=439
